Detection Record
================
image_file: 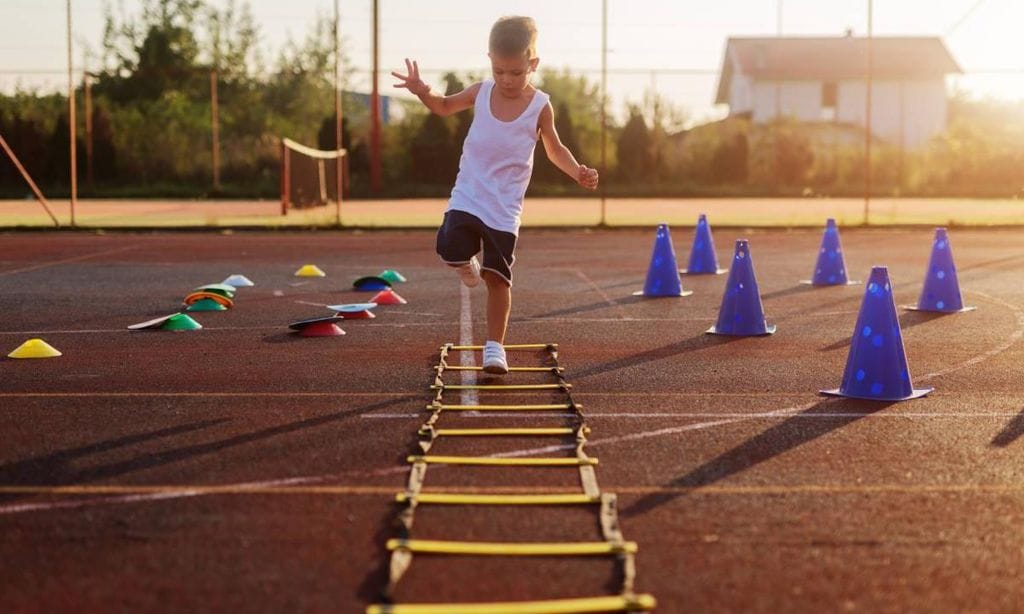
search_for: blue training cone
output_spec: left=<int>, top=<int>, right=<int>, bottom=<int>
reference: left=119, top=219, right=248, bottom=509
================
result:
left=680, top=214, right=726, bottom=275
left=903, top=228, right=975, bottom=313
left=822, top=266, right=933, bottom=401
left=633, top=224, right=693, bottom=298
left=801, top=218, right=860, bottom=286
left=707, top=239, right=776, bottom=336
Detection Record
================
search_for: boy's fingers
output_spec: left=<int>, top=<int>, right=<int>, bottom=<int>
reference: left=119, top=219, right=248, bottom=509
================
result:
left=405, top=58, right=412, bottom=73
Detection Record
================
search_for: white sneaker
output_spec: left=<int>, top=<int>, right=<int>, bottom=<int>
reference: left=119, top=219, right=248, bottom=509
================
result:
left=456, top=256, right=481, bottom=288
left=482, top=340, right=508, bottom=375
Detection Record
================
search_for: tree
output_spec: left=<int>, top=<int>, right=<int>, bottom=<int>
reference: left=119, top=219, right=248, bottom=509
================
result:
left=91, top=105, right=118, bottom=182
left=536, top=68, right=605, bottom=169
left=533, top=102, right=579, bottom=184
left=444, top=72, right=472, bottom=148
left=616, top=108, right=652, bottom=180
left=317, top=114, right=352, bottom=152
left=710, top=133, right=748, bottom=183
left=409, top=114, right=458, bottom=184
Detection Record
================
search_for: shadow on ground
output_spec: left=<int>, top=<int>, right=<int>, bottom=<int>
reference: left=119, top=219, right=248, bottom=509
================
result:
left=623, top=397, right=895, bottom=518
left=572, top=333, right=744, bottom=380
left=991, top=408, right=1024, bottom=447
left=0, top=396, right=414, bottom=501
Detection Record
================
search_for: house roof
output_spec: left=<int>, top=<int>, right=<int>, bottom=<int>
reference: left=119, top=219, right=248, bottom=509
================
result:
left=714, top=36, right=962, bottom=104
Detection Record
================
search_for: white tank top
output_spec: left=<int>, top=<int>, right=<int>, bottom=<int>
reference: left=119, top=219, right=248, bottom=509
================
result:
left=447, top=80, right=549, bottom=235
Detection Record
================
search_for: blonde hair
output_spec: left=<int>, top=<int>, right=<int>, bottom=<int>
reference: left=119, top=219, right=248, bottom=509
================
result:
left=489, top=16, right=538, bottom=59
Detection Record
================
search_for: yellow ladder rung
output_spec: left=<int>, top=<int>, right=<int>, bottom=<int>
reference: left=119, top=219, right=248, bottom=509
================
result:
left=439, top=366, right=563, bottom=372
left=446, top=343, right=557, bottom=351
left=427, top=427, right=583, bottom=437
left=386, top=538, right=638, bottom=556
left=427, top=404, right=578, bottom=412
left=407, top=455, right=598, bottom=467
left=431, top=384, right=570, bottom=391
left=395, top=492, right=600, bottom=505
left=366, top=593, right=657, bottom=614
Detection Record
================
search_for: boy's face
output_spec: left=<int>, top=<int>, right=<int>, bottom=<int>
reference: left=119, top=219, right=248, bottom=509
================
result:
left=488, top=53, right=539, bottom=97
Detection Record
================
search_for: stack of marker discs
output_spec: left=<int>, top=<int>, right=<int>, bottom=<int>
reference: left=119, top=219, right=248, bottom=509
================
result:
left=184, top=283, right=236, bottom=312
left=353, top=275, right=392, bottom=292
left=128, top=313, right=203, bottom=331
left=222, top=274, right=255, bottom=288
left=289, top=315, right=346, bottom=337
left=327, top=303, right=378, bottom=319
left=353, top=271, right=407, bottom=305
left=295, top=264, right=326, bottom=277
left=378, top=269, right=407, bottom=284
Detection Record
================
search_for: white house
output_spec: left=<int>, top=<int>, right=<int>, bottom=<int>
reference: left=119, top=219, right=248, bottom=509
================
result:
left=715, top=36, right=962, bottom=147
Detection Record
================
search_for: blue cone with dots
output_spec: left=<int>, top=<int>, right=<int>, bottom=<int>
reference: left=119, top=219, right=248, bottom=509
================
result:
left=681, top=214, right=726, bottom=275
left=905, top=228, right=976, bottom=313
left=801, top=218, right=860, bottom=286
left=633, top=224, right=693, bottom=298
left=822, top=266, right=932, bottom=401
left=707, top=239, right=776, bottom=336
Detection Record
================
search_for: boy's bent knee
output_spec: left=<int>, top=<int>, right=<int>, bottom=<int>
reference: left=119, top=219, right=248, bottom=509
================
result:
left=481, top=270, right=511, bottom=288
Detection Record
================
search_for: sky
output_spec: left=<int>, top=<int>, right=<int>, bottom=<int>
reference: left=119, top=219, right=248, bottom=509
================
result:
left=2, top=0, right=1023, bottom=125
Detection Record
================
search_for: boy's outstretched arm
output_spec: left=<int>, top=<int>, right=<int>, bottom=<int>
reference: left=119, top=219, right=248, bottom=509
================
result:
left=392, top=58, right=479, bottom=117
left=538, top=103, right=599, bottom=190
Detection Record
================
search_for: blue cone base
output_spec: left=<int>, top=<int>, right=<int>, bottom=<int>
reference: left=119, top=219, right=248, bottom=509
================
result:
left=681, top=268, right=727, bottom=275
left=820, top=386, right=933, bottom=402
left=706, top=323, right=776, bottom=336
left=800, top=279, right=862, bottom=286
left=902, top=304, right=976, bottom=313
left=633, top=289, right=694, bottom=298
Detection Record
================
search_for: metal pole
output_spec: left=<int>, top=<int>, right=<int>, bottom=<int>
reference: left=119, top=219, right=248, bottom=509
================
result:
left=774, top=0, right=782, bottom=188
left=864, top=0, right=873, bottom=225
left=280, top=140, right=289, bottom=215
left=211, top=70, right=220, bottom=191
left=599, top=0, right=607, bottom=226
left=84, top=67, right=93, bottom=190
left=369, top=0, right=382, bottom=194
left=67, top=0, right=77, bottom=226
left=335, top=0, right=343, bottom=226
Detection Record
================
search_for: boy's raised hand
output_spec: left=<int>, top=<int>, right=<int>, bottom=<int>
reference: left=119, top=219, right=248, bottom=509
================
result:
left=391, top=59, right=430, bottom=96
left=577, top=165, right=599, bottom=190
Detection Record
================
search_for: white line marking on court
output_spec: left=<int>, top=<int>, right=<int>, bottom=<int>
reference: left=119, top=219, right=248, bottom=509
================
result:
left=361, top=411, right=1024, bottom=419
left=0, top=491, right=203, bottom=515
left=384, top=311, right=445, bottom=317
left=484, top=402, right=821, bottom=458
left=0, top=474, right=340, bottom=516
left=294, top=299, right=441, bottom=317
left=576, top=269, right=629, bottom=319
left=7, top=289, right=1021, bottom=516
left=0, top=245, right=140, bottom=277
left=459, top=283, right=479, bottom=406
left=919, top=291, right=1024, bottom=382
left=0, top=392, right=417, bottom=398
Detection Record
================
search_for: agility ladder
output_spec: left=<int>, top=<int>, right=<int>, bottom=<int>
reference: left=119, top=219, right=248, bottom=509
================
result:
left=367, top=343, right=656, bottom=614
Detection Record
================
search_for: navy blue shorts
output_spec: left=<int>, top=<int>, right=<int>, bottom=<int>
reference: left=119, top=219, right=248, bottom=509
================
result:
left=436, top=210, right=517, bottom=285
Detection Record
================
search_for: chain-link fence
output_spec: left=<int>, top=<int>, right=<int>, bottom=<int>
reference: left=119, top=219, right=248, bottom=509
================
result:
left=2, top=0, right=1023, bottom=227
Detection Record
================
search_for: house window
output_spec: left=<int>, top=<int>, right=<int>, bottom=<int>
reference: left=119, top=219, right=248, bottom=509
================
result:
left=821, top=82, right=837, bottom=122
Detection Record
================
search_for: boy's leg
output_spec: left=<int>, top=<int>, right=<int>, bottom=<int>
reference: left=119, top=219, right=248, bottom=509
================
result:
left=482, top=271, right=510, bottom=374
left=435, top=211, right=482, bottom=287
left=482, top=271, right=511, bottom=344
left=477, top=224, right=515, bottom=375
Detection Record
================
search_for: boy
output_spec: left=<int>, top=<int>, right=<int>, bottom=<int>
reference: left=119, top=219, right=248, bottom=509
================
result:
left=392, top=15, right=598, bottom=374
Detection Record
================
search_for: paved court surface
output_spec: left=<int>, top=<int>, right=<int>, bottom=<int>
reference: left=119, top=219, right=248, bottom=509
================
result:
left=1, top=227, right=1023, bottom=612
